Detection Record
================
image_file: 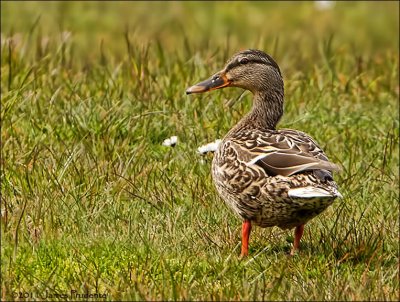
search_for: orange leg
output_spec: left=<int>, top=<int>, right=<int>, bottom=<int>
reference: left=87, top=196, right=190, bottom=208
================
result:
left=290, top=224, right=305, bottom=256
left=241, top=220, right=252, bottom=257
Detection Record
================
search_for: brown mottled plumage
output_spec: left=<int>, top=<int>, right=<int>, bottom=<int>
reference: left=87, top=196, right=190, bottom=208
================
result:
left=186, top=49, right=341, bottom=256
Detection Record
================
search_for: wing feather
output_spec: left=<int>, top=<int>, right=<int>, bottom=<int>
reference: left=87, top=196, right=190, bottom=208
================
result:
left=257, top=151, right=340, bottom=177
left=230, top=129, right=340, bottom=177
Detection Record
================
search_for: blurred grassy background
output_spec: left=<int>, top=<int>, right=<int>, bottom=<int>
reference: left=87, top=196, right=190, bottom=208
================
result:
left=2, top=1, right=398, bottom=62
left=1, top=1, right=399, bottom=301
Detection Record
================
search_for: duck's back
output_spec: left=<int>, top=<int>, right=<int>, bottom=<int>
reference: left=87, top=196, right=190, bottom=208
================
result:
left=211, top=128, right=341, bottom=229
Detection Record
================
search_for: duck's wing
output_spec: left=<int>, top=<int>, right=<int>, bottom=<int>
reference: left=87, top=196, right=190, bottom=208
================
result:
left=229, top=129, right=340, bottom=177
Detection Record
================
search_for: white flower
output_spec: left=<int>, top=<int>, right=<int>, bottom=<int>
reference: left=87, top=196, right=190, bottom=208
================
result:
left=162, top=136, right=178, bottom=147
left=314, top=1, right=335, bottom=11
left=197, top=139, right=222, bottom=155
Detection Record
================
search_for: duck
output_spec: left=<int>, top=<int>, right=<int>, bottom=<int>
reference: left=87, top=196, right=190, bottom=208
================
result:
left=186, top=49, right=342, bottom=256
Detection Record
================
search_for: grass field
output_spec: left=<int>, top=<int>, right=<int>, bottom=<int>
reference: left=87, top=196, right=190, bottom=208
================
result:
left=1, top=1, right=399, bottom=301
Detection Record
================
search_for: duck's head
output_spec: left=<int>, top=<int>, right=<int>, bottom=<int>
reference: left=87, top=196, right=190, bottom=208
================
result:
left=186, top=49, right=283, bottom=95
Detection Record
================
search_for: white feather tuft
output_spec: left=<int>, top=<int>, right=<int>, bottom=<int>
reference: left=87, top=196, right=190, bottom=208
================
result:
left=197, top=139, right=222, bottom=154
left=288, top=186, right=342, bottom=199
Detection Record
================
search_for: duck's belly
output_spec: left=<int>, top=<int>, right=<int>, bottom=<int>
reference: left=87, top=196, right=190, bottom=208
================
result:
left=212, top=158, right=335, bottom=230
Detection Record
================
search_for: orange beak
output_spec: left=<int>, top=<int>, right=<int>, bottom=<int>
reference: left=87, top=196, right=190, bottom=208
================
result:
left=186, top=72, right=231, bottom=94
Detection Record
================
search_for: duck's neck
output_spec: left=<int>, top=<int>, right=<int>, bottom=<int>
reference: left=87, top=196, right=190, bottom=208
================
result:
left=240, top=89, right=284, bottom=131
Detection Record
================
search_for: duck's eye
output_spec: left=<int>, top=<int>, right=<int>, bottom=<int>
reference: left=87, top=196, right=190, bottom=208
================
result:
left=239, top=57, right=249, bottom=65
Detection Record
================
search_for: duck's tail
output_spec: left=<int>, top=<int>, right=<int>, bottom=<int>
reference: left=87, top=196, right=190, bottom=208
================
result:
left=288, top=186, right=342, bottom=199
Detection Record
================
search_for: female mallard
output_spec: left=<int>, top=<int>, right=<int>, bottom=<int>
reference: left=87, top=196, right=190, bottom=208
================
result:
left=186, top=49, right=341, bottom=256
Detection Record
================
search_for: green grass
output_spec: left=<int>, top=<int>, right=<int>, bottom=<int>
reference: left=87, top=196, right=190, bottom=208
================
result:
left=1, top=1, right=399, bottom=301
